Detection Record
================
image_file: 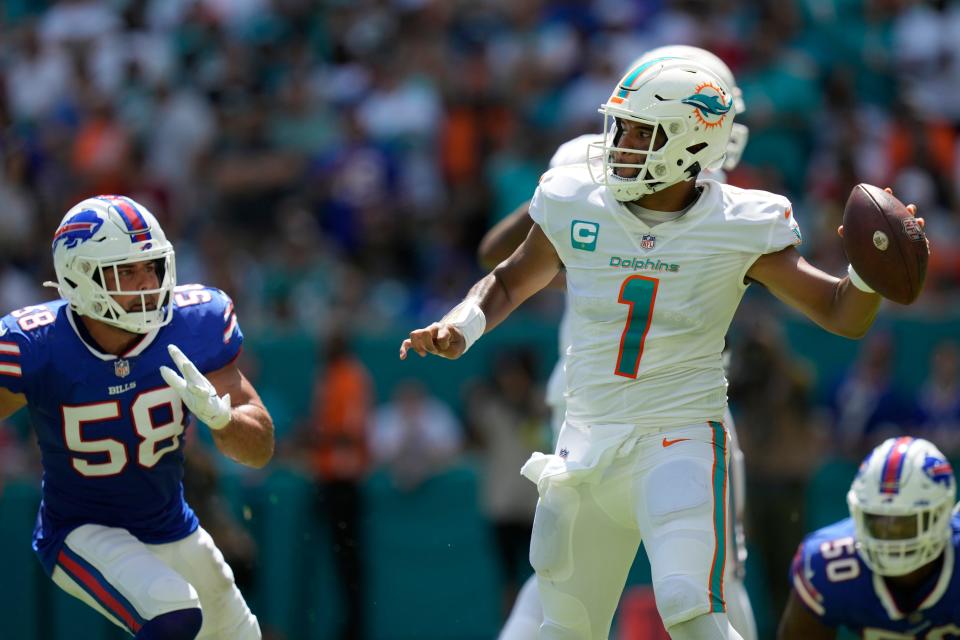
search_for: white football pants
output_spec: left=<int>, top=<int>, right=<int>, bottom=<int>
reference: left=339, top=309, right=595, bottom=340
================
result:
left=521, top=421, right=741, bottom=640
left=51, top=524, right=260, bottom=639
left=498, top=572, right=755, bottom=640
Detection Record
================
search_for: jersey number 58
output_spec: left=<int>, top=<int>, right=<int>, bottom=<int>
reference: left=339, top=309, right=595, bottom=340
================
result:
left=63, top=389, right=185, bottom=477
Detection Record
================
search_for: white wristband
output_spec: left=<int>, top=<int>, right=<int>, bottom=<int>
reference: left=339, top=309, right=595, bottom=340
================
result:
left=847, top=264, right=875, bottom=293
left=442, top=300, right=486, bottom=353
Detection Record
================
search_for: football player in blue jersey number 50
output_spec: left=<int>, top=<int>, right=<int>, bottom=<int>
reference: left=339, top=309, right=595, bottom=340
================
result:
left=0, top=195, right=273, bottom=639
left=780, top=437, right=960, bottom=640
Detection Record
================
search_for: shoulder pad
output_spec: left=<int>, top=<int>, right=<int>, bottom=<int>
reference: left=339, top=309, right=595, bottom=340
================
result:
left=172, top=284, right=241, bottom=348
left=0, top=301, right=63, bottom=392
left=720, top=184, right=792, bottom=221
left=790, top=521, right=860, bottom=621
left=538, top=165, right=599, bottom=202
left=549, top=134, right=601, bottom=168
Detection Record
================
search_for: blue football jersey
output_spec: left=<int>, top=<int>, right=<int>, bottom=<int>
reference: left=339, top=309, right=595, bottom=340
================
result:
left=790, top=515, right=960, bottom=638
left=0, top=284, right=242, bottom=574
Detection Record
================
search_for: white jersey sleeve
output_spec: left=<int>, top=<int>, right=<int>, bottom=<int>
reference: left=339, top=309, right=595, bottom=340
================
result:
left=770, top=204, right=802, bottom=253
left=528, top=167, right=598, bottom=238
left=528, top=182, right=547, bottom=227
left=716, top=182, right=801, bottom=254
left=709, top=181, right=802, bottom=284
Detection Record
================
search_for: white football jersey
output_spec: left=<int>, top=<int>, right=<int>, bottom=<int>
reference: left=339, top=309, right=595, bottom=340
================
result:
left=529, top=165, right=801, bottom=428
left=542, top=134, right=725, bottom=414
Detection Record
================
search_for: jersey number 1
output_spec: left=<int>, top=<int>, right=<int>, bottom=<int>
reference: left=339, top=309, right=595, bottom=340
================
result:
left=615, top=275, right=659, bottom=378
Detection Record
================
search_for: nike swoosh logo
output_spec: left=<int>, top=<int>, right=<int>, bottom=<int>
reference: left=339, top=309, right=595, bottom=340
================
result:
left=662, top=437, right=691, bottom=447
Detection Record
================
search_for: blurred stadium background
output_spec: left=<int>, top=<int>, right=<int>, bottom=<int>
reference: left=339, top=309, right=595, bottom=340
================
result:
left=0, top=0, right=958, bottom=638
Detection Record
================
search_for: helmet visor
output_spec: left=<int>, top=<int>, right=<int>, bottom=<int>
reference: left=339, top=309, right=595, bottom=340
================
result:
left=864, top=513, right=920, bottom=541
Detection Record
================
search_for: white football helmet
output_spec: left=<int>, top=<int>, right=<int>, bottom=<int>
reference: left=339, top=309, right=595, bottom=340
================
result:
left=847, top=437, right=956, bottom=576
left=635, top=45, right=748, bottom=171
left=50, top=195, right=176, bottom=334
left=588, top=57, right=735, bottom=201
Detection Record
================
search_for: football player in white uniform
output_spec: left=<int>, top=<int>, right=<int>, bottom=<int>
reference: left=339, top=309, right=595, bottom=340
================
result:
left=479, top=45, right=757, bottom=640
left=401, top=56, right=922, bottom=639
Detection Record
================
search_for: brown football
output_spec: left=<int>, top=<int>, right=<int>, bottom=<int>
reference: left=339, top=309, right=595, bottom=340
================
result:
left=841, top=183, right=929, bottom=304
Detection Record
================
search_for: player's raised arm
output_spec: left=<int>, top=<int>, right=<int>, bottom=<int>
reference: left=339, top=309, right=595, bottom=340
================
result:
left=161, top=344, right=274, bottom=468
left=746, top=244, right=882, bottom=339
left=777, top=591, right=836, bottom=640
left=401, top=218, right=562, bottom=361
left=748, top=188, right=925, bottom=339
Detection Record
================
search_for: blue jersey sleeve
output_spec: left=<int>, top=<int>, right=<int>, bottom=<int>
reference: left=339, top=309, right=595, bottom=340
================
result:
left=169, top=285, right=243, bottom=374
left=788, top=520, right=862, bottom=628
left=0, top=304, right=57, bottom=396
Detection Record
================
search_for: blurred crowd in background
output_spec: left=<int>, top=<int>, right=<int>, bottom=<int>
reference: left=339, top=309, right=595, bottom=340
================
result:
left=0, top=0, right=959, bottom=638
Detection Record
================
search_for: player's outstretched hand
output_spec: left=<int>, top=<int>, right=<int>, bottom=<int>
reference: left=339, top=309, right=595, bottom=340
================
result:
left=160, top=344, right=232, bottom=430
left=399, top=323, right=466, bottom=360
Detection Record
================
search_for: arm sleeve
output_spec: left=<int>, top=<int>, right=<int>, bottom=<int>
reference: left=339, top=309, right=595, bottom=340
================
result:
left=528, top=183, right=547, bottom=227
left=183, top=287, right=244, bottom=374
left=209, top=289, right=243, bottom=371
left=765, top=201, right=803, bottom=254
left=736, top=193, right=804, bottom=286
left=0, top=315, right=33, bottom=395
left=787, top=540, right=842, bottom=627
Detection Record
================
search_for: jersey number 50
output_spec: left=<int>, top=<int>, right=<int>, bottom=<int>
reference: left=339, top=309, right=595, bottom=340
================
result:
left=63, top=388, right=185, bottom=477
left=821, top=536, right=860, bottom=582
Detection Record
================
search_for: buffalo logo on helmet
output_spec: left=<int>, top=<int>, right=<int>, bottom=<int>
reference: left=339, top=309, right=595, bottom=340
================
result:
left=682, top=83, right=731, bottom=129
left=922, top=455, right=953, bottom=488
left=52, top=210, right=104, bottom=251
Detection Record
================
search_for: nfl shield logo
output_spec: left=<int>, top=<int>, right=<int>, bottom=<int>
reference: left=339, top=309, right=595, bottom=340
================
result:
left=640, top=234, right=656, bottom=250
left=114, top=359, right=131, bottom=378
left=902, top=217, right=924, bottom=242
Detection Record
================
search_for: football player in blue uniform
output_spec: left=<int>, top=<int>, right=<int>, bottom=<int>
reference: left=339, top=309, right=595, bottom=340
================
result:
left=0, top=196, right=274, bottom=639
left=779, top=437, right=960, bottom=639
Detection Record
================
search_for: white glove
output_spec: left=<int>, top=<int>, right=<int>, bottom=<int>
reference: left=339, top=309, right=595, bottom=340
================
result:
left=160, top=344, right=232, bottom=430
